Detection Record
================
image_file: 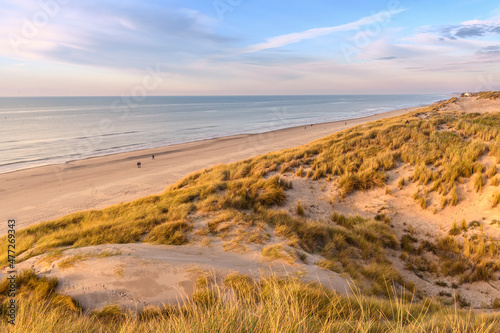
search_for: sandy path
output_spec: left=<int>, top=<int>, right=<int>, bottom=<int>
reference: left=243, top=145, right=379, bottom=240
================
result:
left=0, top=107, right=420, bottom=236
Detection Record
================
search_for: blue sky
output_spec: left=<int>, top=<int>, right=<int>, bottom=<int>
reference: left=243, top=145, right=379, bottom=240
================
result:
left=1, top=0, right=500, bottom=96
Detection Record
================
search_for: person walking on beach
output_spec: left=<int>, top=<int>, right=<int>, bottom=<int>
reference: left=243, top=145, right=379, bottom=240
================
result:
left=152, top=154, right=155, bottom=160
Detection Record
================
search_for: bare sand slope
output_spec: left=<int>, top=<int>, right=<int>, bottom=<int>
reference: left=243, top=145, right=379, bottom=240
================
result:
left=0, top=107, right=419, bottom=236
left=441, top=96, right=500, bottom=113
left=11, top=243, right=350, bottom=311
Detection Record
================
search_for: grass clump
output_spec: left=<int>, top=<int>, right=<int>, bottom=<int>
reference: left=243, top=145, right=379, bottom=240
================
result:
left=261, top=244, right=296, bottom=264
left=144, top=220, right=192, bottom=245
left=451, top=186, right=458, bottom=206
left=419, top=196, right=427, bottom=210
left=296, top=200, right=305, bottom=216
left=492, top=191, right=500, bottom=208
left=397, top=177, right=405, bottom=190
left=223, top=272, right=257, bottom=301
left=473, top=172, right=484, bottom=192
left=0, top=269, right=81, bottom=317
left=440, top=196, right=448, bottom=209
left=486, top=164, right=497, bottom=178
left=476, top=91, right=500, bottom=99
left=296, top=166, right=304, bottom=177
left=316, top=259, right=341, bottom=273
left=91, top=305, right=127, bottom=323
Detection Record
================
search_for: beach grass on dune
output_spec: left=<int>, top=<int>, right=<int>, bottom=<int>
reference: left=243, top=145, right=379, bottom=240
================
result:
left=1, top=270, right=500, bottom=333
left=475, top=91, right=500, bottom=100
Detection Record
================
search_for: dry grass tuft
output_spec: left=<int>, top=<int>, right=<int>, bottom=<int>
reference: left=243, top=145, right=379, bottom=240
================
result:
left=492, top=191, right=500, bottom=208
left=473, top=172, right=484, bottom=192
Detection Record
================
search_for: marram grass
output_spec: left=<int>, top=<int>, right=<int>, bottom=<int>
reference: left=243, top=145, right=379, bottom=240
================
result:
left=1, top=270, right=499, bottom=333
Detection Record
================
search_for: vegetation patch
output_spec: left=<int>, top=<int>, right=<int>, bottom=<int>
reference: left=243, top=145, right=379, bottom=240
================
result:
left=1, top=271, right=499, bottom=332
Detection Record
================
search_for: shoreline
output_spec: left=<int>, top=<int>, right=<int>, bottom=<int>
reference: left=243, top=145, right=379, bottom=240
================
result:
left=1, top=105, right=422, bottom=236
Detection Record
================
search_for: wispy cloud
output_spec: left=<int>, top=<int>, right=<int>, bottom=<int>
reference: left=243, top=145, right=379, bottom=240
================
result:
left=0, top=1, right=232, bottom=71
left=240, top=9, right=406, bottom=54
left=427, top=14, right=500, bottom=40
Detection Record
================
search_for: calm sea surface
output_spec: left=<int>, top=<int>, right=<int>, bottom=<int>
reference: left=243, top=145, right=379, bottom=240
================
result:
left=0, top=94, right=450, bottom=174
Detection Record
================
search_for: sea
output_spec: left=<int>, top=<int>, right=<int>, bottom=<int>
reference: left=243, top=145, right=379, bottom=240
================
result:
left=0, top=94, right=451, bottom=174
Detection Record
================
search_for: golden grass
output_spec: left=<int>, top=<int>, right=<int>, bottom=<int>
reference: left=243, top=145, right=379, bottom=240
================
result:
left=493, top=191, right=500, bottom=208
left=473, top=172, right=484, bottom=192
left=1, top=270, right=500, bottom=332
left=476, top=91, right=500, bottom=100
left=451, top=186, right=458, bottom=206
left=296, top=200, right=304, bottom=216
left=316, top=258, right=342, bottom=273
left=486, top=164, right=497, bottom=178
left=398, top=177, right=405, bottom=190
left=261, top=244, right=296, bottom=264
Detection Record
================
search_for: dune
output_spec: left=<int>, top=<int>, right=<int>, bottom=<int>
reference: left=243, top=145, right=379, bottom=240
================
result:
left=2, top=95, right=500, bottom=332
left=14, top=243, right=350, bottom=311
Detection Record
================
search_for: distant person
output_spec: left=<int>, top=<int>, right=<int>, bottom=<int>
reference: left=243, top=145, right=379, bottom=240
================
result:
left=137, top=162, right=141, bottom=168
left=152, top=154, right=155, bottom=160
left=345, top=122, right=347, bottom=125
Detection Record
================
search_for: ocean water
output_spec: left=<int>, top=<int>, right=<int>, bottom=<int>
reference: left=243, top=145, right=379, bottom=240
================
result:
left=0, top=94, right=450, bottom=174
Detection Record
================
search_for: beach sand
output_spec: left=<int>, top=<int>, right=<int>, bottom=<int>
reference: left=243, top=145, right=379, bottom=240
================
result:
left=0, top=106, right=421, bottom=236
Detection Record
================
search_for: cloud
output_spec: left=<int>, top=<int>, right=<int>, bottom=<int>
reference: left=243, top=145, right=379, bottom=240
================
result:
left=476, top=44, right=500, bottom=61
left=454, top=25, right=488, bottom=38
left=477, top=45, right=500, bottom=54
left=240, top=8, right=406, bottom=54
left=429, top=15, right=500, bottom=40
left=0, top=1, right=233, bottom=71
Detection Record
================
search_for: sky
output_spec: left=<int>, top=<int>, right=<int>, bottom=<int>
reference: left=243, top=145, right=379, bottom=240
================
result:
left=0, top=0, right=500, bottom=96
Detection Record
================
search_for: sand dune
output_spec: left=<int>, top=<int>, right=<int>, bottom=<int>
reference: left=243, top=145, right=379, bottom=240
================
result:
left=14, top=243, right=350, bottom=311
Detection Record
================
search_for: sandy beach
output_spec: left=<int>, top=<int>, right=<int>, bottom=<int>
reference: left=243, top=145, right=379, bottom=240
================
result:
left=0, top=106, right=420, bottom=236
